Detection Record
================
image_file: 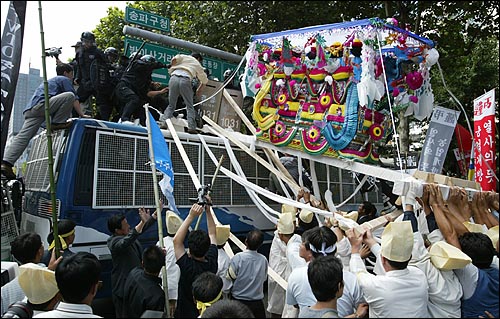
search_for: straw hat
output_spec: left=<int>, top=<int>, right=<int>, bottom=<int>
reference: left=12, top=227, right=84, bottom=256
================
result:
left=18, top=263, right=59, bottom=304
left=281, top=204, right=297, bottom=215
left=216, top=225, right=231, bottom=246
left=380, top=221, right=413, bottom=262
left=428, top=241, right=472, bottom=270
left=299, top=209, right=313, bottom=224
left=486, top=225, right=499, bottom=249
left=277, top=212, right=295, bottom=235
left=166, top=211, right=183, bottom=234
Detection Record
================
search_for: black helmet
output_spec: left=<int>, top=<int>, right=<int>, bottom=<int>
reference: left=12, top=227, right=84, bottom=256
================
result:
left=104, top=47, right=119, bottom=58
left=80, top=31, right=95, bottom=41
left=140, top=55, right=156, bottom=63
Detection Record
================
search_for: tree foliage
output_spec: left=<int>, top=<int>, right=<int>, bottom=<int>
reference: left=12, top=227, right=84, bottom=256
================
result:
left=92, top=1, right=498, bottom=176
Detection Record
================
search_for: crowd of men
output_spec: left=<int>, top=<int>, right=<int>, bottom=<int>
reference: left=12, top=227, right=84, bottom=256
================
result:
left=1, top=181, right=498, bottom=318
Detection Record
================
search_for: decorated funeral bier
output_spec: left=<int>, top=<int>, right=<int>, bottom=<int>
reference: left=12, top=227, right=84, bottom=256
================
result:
left=242, top=17, right=438, bottom=164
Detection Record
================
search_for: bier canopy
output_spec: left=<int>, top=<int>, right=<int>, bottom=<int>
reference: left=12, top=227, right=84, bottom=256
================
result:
left=243, top=17, right=438, bottom=164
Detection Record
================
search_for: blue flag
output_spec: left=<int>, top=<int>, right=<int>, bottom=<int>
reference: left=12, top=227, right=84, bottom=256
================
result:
left=148, top=111, right=178, bottom=213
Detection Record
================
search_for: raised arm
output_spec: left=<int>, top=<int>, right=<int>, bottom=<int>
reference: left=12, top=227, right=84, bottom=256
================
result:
left=427, top=184, right=464, bottom=249
left=205, top=196, right=217, bottom=245
left=173, top=203, right=204, bottom=260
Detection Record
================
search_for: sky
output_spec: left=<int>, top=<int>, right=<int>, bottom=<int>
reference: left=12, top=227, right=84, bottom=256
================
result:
left=1, top=1, right=128, bottom=78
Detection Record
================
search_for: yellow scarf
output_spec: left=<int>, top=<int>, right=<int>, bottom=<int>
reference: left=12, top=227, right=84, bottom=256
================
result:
left=195, top=289, right=222, bottom=316
left=48, top=229, right=75, bottom=250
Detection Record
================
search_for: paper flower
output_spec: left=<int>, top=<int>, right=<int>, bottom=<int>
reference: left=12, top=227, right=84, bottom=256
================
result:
left=406, top=71, right=423, bottom=90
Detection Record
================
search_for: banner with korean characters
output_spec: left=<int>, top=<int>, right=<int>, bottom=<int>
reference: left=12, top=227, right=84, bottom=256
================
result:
left=418, top=106, right=460, bottom=174
left=473, top=89, right=497, bottom=191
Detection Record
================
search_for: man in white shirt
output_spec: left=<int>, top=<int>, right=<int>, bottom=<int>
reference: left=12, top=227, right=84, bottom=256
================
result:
left=156, top=210, right=183, bottom=317
left=34, top=252, right=102, bottom=318
left=346, top=221, right=430, bottom=318
left=215, top=224, right=232, bottom=297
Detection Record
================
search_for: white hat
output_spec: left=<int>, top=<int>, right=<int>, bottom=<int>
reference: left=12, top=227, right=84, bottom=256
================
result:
left=342, top=211, right=358, bottom=222
left=462, top=221, right=487, bottom=234
left=18, top=263, right=59, bottom=304
left=486, top=225, right=499, bottom=249
left=429, top=241, right=472, bottom=270
left=281, top=204, right=297, bottom=215
left=299, top=209, right=313, bottom=224
left=380, top=221, right=414, bottom=262
left=216, top=224, right=231, bottom=246
left=166, top=211, right=183, bottom=234
left=277, top=212, right=295, bottom=235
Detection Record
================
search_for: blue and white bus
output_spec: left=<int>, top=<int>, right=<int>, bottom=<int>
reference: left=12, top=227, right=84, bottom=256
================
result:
left=16, top=117, right=390, bottom=300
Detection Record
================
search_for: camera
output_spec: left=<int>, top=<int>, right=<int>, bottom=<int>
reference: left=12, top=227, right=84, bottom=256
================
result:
left=196, top=184, right=211, bottom=206
left=3, top=301, right=33, bottom=318
left=45, top=47, right=62, bottom=59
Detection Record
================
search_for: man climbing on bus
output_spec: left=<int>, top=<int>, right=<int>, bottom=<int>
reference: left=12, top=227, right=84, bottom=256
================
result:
left=1, top=63, right=89, bottom=180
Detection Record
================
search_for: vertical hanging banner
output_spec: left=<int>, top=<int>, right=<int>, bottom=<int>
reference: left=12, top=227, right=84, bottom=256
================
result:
left=1, top=1, right=26, bottom=156
left=473, top=89, right=497, bottom=191
left=418, top=106, right=460, bottom=174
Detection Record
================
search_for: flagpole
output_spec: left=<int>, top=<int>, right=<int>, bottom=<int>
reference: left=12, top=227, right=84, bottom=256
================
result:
left=144, top=104, right=170, bottom=317
left=37, top=0, right=61, bottom=257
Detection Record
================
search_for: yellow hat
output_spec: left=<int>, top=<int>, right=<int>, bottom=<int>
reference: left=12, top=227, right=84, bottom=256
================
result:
left=342, top=211, right=359, bottom=222
left=486, top=225, right=499, bottom=249
left=166, top=211, right=183, bottom=234
left=463, top=221, right=486, bottom=234
left=281, top=204, right=297, bottom=215
left=216, top=225, right=231, bottom=246
left=277, top=212, right=295, bottom=234
left=18, top=263, right=59, bottom=304
left=429, top=241, right=472, bottom=270
left=299, top=209, right=313, bottom=224
left=380, top=221, right=414, bottom=262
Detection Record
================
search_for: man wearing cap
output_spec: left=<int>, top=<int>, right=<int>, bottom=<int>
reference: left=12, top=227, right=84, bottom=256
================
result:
left=396, top=183, right=464, bottom=318
left=215, top=224, right=232, bottom=298
left=228, top=229, right=268, bottom=318
left=156, top=210, right=183, bottom=316
left=33, top=252, right=102, bottom=318
left=346, top=221, right=429, bottom=317
left=426, top=184, right=499, bottom=318
left=276, top=208, right=306, bottom=317
left=1, top=233, right=60, bottom=316
left=16, top=263, right=61, bottom=316
left=267, top=204, right=293, bottom=318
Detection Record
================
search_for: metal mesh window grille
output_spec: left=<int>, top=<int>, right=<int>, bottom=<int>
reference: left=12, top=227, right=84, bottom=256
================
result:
left=24, top=131, right=66, bottom=191
left=93, top=131, right=167, bottom=208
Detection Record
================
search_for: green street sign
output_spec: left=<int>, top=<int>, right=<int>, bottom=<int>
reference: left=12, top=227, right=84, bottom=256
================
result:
left=125, top=7, right=170, bottom=33
left=124, top=37, right=242, bottom=86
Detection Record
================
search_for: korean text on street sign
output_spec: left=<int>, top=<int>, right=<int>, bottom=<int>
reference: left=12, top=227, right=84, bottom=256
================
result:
left=125, top=7, right=170, bottom=33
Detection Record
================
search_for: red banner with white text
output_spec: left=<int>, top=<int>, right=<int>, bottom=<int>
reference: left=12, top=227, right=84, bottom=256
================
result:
left=473, top=89, right=497, bottom=191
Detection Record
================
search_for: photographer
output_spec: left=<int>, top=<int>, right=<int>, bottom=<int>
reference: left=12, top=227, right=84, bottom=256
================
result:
left=115, top=54, right=168, bottom=126
left=173, top=194, right=218, bottom=318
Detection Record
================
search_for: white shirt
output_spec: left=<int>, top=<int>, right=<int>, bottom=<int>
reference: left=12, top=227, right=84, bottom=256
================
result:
left=286, top=234, right=306, bottom=272
left=217, top=247, right=232, bottom=294
left=157, top=236, right=180, bottom=300
left=267, top=231, right=288, bottom=315
left=33, top=302, right=102, bottom=318
left=350, top=251, right=430, bottom=318
left=286, top=263, right=364, bottom=317
left=409, top=233, right=463, bottom=318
